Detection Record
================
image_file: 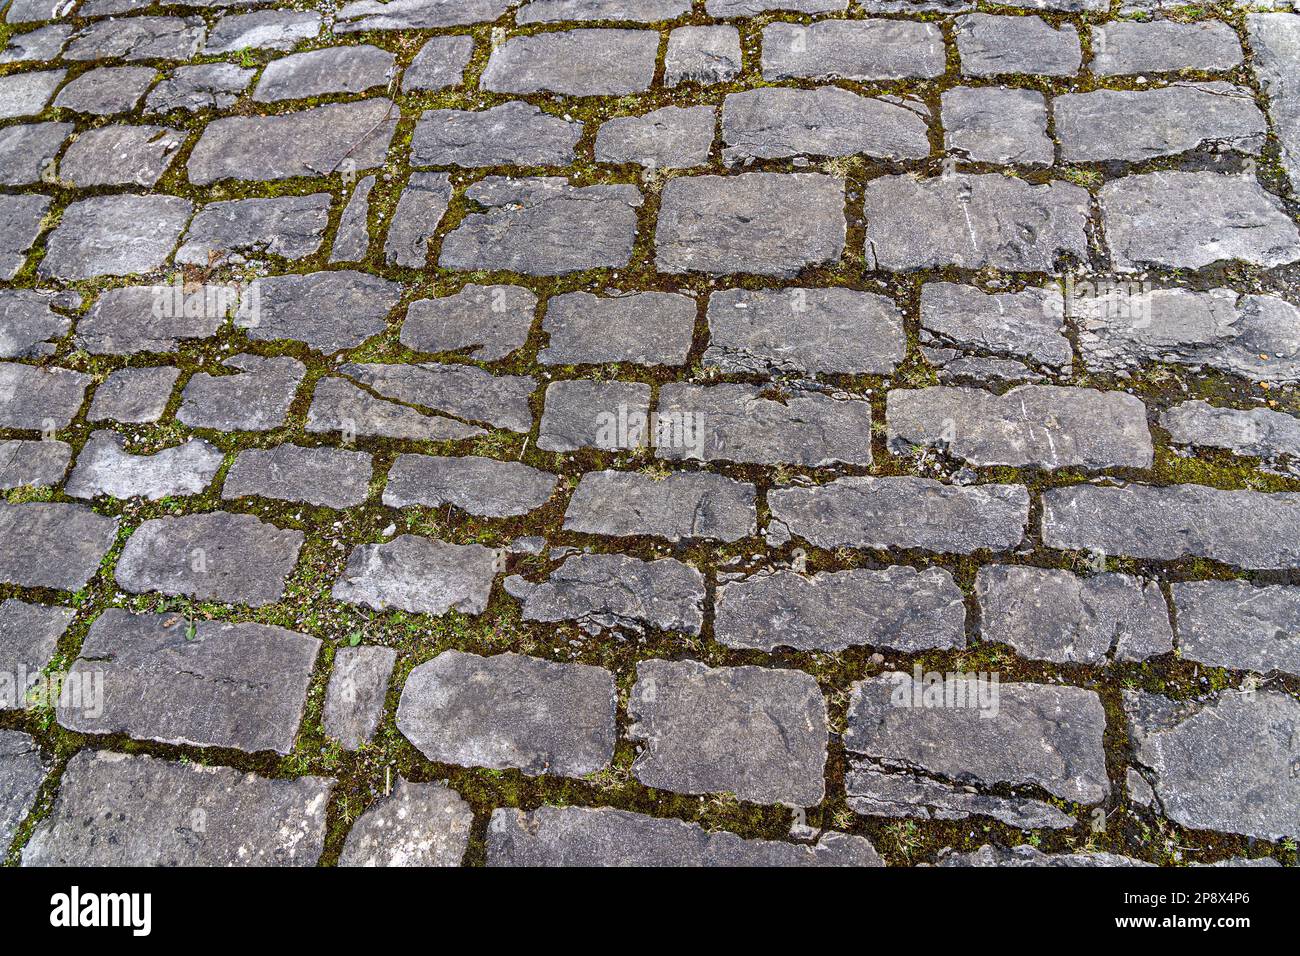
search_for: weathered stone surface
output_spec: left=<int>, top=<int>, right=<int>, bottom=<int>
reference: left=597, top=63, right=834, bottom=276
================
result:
left=1162, top=400, right=1300, bottom=465
left=337, top=362, right=534, bottom=433
left=146, top=63, right=254, bottom=113
left=176, top=194, right=332, bottom=265
left=0, top=194, right=47, bottom=280
left=53, top=66, right=153, bottom=116
left=1173, top=581, right=1300, bottom=676
left=488, top=806, right=882, bottom=867
left=0, top=503, right=117, bottom=590
left=769, top=476, right=1029, bottom=553
left=77, top=284, right=226, bottom=355
left=178, top=354, right=305, bottom=431
left=2, top=0, right=67, bottom=19
left=596, top=105, right=714, bottom=170
left=59, top=609, right=318, bottom=754
left=0, top=363, right=88, bottom=429
left=339, top=779, right=472, bottom=867
left=1248, top=13, right=1300, bottom=193
left=244, top=270, right=400, bottom=352
left=1125, top=689, right=1300, bottom=840
left=939, top=844, right=1149, bottom=867
left=723, top=87, right=928, bottom=167
left=0, top=289, right=66, bottom=358
left=403, top=34, right=474, bottom=91
left=87, top=366, right=179, bottom=424
left=336, top=0, right=512, bottom=32
left=323, top=645, right=397, bottom=750
left=224, top=444, right=372, bottom=508
left=65, top=16, right=204, bottom=61
left=0, top=121, right=72, bottom=185
left=188, top=99, right=397, bottom=185
left=203, top=10, right=319, bottom=53
left=116, top=512, right=303, bottom=606
left=540, top=291, right=694, bottom=366
left=847, top=674, right=1110, bottom=804
left=886, top=385, right=1153, bottom=469
left=657, top=172, right=845, bottom=276
left=710, top=0, right=846, bottom=11
left=1077, top=287, right=1300, bottom=383
left=956, top=13, right=1080, bottom=76
left=39, top=195, right=191, bottom=281
left=1093, top=20, right=1243, bottom=76
left=330, top=175, right=374, bottom=264
left=384, top=455, right=557, bottom=517
left=518, top=553, right=706, bottom=635
left=402, top=284, right=536, bottom=360
left=1042, top=483, right=1300, bottom=569
left=0, top=24, right=71, bottom=64
left=0, top=731, right=45, bottom=848
left=66, top=431, right=223, bottom=501
left=305, top=377, right=485, bottom=442
left=704, top=287, right=903, bottom=375
left=255, top=45, right=394, bottom=102
left=846, top=764, right=1076, bottom=829
left=665, top=25, right=741, bottom=86
left=629, top=659, right=827, bottom=806
left=1101, top=171, right=1300, bottom=270
left=538, top=379, right=650, bottom=451
left=413, top=101, right=581, bottom=168
left=481, top=29, right=659, bottom=96
left=942, top=87, right=1052, bottom=165
left=333, top=535, right=497, bottom=615
left=864, top=173, right=1089, bottom=271
left=439, top=176, right=641, bottom=275
left=978, top=565, right=1172, bottom=664
left=518, top=0, right=690, bottom=21
left=58, top=123, right=185, bottom=188
left=0, top=600, right=72, bottom=710
left=920, top=283, right=1070, bottom=369
left=23, top=750, right=332, bottom=866
left=762, top=20, right=945, bottom=81
left=1057, top=84, right=1265, bottom=163
left=564, top=470, right=757, bottom=542
left=716, top=566, right=966, bottom=653
left=385, top=171, right=451, bottom=267
left=0, top=440, right=70, bottom=490
left=397, top=650, right=616, bottom=776
left=0, top=69, right=63, bottom=119
left=658, top=383, right=874, bottom=466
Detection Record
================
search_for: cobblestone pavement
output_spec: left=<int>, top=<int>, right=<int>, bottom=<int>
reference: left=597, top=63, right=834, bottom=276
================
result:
left=0, top=0, right=1298, bottom=868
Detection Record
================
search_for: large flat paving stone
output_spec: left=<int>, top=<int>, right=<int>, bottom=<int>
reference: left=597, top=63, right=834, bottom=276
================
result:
left=1172, top=580, right=1300, bottom=676
left=1100, top=171, right=1300, bottom=270
left=254, top=45, right=395, bottom=102
left=0, top=194, right=48, bottom=280
left=665, top=24, right=741, bottom=86
left=336, top=0, right=513, bottom=32
left=538, top=379, right=650, bottom=452
left=202, top=10, right=319, bottom=53
left=22, top=750, right=333, bottom=866
left=223, top=445, right=373, bottom=509
left=920, top=283, right=1070, bottom=369
left=1161, top=400, right=1300, bottom=466
left=768, top=476, right=1029, bottom=553
left=704, top=287, right=905, bottom=375
left=539, top=291, right=696, bottom=366
left=629, top=659, right=827, bottom=806
left=412, top=101, right=581, bottom=168
left=955, top=13, right=1080, bottom=76
left=0, top=440, right=70, bottom=491
left=77, top=284, right=226, bottom=355
left=400, top=284, right=536, bottom=360
left=0, top=600, right=72, bottom=711
left=0, top=362, right=89, bottom=428
left=335, top=362, right=535, bottom=433
left=0, top=121, right=72, bottom=186
left=244, top=271, right=401, bottom=353
left=331, top=172, right=374, bottom=262
left=177, top=354, right=305, bottom=431
left=977, top=565, right=1172, bottom=664
left=762, top=19, right=945, bottom=81
left=1248, top=13, right=1300, bottom=193
left=403, top=35, right=475, bottom=91
left=65, top=431, right=223, bottom=500
left=517, top=0, right=691, bottom=21
left=515, top=553, right=706, bottom=635
left=332, top=535, right=498, bottom=615
left=39, top=195, right=192, bottom=280
left=306, top=377, right=486, bottom=442
left=715, top=566, right=966, bottom=653
left=656, top=172, right=846, bottom=277
left=339, top=779, right=472, bottom=867
left=846, top=673, right=1110, bottom=804
left=0, top=503, right=117, bottom=591
left=846, top=763, right=1075, bottom=829
left=53, top=66, right=154, bottom=116
left=323, top=645, right=397, bottom=751
left=188, top=99, right=397, bottom=185
left=57, top=124, right=186, bottom=188
left=384, top=170, right=452, bottom=267
left=0, top=69, right=64, bottom=119
left=487, top=806, right=882, bottom=867
left=0, top=289, right=67, bottom=359
left=383, top=454, right=557, bottom=517
left=439, top=176, right=641, bottom=275
left=886, top=384, right=1153, bottom=469
left=146, top=63, right=254, bottom=113
left=564, top=470, right=757, bottom=542
left=942, top=86, right=1052, bottom=165
left=58, top=609, right=319, bottom=754
left=863, top=173, right=1089, bottom=271
left=115, top=512, right=304, bottom=606
left=176, top=194, right=332, bottom=265
left=595, top=105, right=714, bottom=170
left=480, top=28, right=659, bottom=96
left=0, top=731, right=45, bottom=848
left=64, top=16, right=204, bottom=61
left=1042, top=483, right=1300, bottom=569
left=939, top=845, right=1149, bottom=867
left=1125, top=689, right=1299, bottom=840
left=396, top=650, right=616, bottom=777
left=1093, top=20, right=1242, bottom=75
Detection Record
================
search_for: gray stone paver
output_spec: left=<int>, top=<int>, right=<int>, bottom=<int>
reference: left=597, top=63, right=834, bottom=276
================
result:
left=2, top=2, right=1293, bottom=868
